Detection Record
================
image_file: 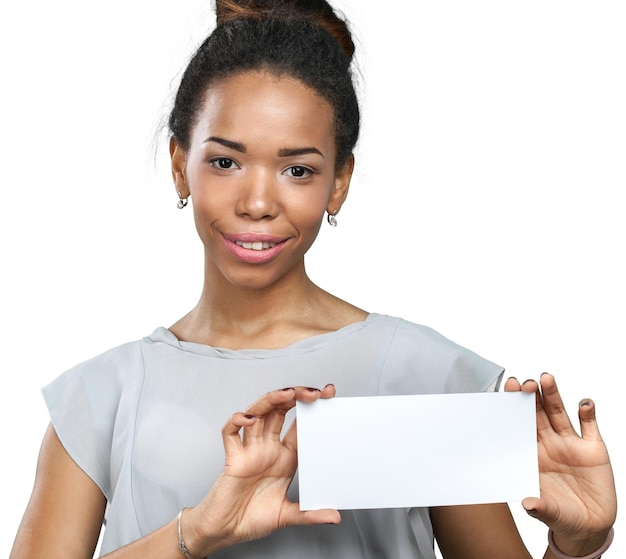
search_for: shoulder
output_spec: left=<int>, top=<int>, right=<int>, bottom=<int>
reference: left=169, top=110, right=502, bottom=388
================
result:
left=365, top=313, right=464, bottom=350
left=42, top=332, right=159, bottom=402
left=366, top=314, right=504, bottom=394
left=62, top=337, right=145, bottom=380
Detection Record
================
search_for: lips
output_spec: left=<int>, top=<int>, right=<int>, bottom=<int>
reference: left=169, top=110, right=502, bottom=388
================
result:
left=223, top=233, right=288, bottom=263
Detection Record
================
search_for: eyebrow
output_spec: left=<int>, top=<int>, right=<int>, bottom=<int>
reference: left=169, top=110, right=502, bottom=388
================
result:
left=204, top=136, right=324, bottom=159
left=204, top=136, right=246, bottom=153
left=278, top=147, right=324, bottom=158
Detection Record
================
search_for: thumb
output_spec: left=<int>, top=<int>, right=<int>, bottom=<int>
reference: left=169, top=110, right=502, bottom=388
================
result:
left=522, top=497, right=556, bottom=526
left=280, top=502, right=341, bottom=528
left=522, top=497, right=540, bottom=517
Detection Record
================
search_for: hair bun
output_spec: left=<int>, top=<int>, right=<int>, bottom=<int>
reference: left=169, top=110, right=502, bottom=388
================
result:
left=215, top=0, right=355, bottom=59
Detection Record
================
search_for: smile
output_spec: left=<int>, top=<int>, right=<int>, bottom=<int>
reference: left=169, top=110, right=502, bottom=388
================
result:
left=235, top=241, right=277, bottom=251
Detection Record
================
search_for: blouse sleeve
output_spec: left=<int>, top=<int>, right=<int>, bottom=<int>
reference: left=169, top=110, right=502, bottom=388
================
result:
left=378, top=318, right=504, bottom=395
left=41, top=340, right=144, bottom=499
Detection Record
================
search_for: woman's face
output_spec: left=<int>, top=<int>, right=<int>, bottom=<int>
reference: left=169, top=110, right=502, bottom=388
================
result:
left=171, top=70, right=353, bottom=291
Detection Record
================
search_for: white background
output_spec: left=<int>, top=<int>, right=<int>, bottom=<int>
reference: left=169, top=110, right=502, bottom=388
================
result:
left=1, top=1, right=623, bottom=557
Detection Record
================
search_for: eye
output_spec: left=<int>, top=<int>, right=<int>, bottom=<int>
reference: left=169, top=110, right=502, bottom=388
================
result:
left=285, top=165, right=312, bottom=178
left=210, top=157, right=239, bottom=170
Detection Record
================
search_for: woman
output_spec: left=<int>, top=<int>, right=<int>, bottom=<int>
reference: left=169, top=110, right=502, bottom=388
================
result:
left=10, top=1, right=616, bottom=558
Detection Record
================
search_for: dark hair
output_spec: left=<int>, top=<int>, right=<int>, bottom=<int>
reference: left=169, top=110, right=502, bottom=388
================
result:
left=168, top=0, right=360, bottom=168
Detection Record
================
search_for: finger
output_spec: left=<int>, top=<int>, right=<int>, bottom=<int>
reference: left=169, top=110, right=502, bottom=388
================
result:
left=521, top=378, right=554, bottom=435
left=521, top=496, right=540, bottom=516
left=507, top=378, right=558, bottom=436
left=521, top=496, right=555, bottom=525
left=222, top=412, right=257, bottom=454
left=243, top=388, right=297, bottom=443
left=293, top=386, right=323, bottom=401
left=280, top=502, right=341, bottom=527
left=261, top=387, right=325, bottom=439
left=521, top=494, right=568, bottom=530
left=247, top=387, right=324, bottom=442
left=245, top=387, right=298, bottom=418
left=520, top=378, right=539, bottom=394
left=524, top=376, right=574, bottom=439
left=320, top=383, right=336, bottom=399
left=244, top=386, right=325, bottom=420
left=283, top=417, right=298, bottom=451
left=263, top=386, right=322, bottom=440
left=299, top=509, right=341, bottom=526
left=539, top=373, right=576, bottom=435
left=520, top=378, right=542, bottom=410
left=504, top=377, right=521, bottom=391
left=578, top=398, right=603, bottom=441
left=262, top=404, right=292, bottom=440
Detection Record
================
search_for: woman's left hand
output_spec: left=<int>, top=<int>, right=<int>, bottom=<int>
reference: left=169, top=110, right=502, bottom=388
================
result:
left=505, top=374, right=616, bottom=554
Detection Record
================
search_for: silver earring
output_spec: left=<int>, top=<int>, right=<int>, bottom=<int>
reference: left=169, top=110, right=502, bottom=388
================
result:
left=177, top=191, right=188, bottom=209
left=327, top=210, right=338, bottom=227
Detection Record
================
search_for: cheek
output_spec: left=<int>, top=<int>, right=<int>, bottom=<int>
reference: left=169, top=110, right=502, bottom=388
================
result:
left=290, top=188, right=331, bottom=224
left=287, top=187, right=333, bottom=238
left=295, top=204, right=326, bottom=231
left=186, top=168, right=230, bottom=222
left=188, top=185, right=225, bottom=240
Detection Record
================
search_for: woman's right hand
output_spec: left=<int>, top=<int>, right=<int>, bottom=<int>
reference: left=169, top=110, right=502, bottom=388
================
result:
left=183, top=385, right=340, bottom=556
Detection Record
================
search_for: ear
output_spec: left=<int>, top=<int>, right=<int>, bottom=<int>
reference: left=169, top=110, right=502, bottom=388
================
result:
left=170, top=138, right=190, bottom=199
left=327, top=154, right=355, bottom=215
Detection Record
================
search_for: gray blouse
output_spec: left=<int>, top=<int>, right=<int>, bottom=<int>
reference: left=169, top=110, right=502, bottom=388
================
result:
left=42, top=313, right=503, bottom=558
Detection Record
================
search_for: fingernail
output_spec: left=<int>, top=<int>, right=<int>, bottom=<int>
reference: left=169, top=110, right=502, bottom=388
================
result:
left=525, top=509, right=538, bottom=517
left=522, top=379, right=535, bottom=385
left=306, top=387, right=321, bottom=392
left=580, top=400, right=591, bottom=407
left=244, top=414, right=255, bottom=419
left=324, top=383, right=335, bottom=389
left=281, top=387, right=295, bottom=391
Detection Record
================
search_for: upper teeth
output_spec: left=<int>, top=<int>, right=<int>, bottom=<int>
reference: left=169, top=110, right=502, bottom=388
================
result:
left=236, top=241, right=277, bottom=250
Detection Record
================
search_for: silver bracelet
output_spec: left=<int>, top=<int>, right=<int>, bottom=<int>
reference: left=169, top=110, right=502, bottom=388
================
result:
left=548, top=527, right=614, bottom=559
left=177, top=508, right=195, bottom=559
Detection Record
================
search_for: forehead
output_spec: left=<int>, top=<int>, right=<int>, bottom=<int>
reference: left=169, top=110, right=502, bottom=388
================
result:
left=191, top=71, right=336, bottom=149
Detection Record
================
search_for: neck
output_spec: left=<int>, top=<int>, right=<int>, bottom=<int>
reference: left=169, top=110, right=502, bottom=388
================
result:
left=170, top=259, right=338, bottom=349
left=202, top=268, right=317, bottom=326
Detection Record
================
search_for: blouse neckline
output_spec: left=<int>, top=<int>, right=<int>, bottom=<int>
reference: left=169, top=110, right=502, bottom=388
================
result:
left=148, top=313, right=383, bottom=359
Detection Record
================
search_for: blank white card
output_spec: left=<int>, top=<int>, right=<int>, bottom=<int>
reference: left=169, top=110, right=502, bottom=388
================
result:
left=296, top=392, right=539, bottom=510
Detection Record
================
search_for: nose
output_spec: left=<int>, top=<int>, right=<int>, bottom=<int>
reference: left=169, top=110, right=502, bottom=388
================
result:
left=235, top=167, right=278, bottom=220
